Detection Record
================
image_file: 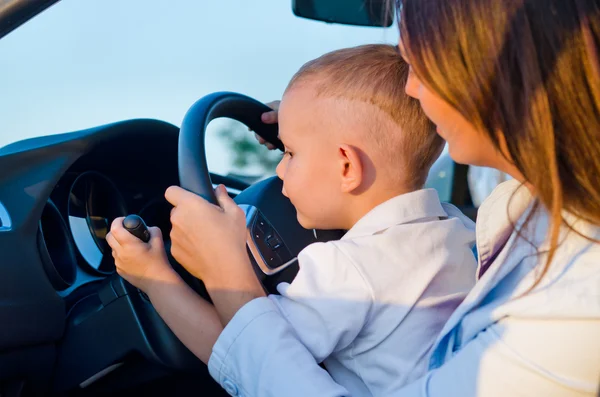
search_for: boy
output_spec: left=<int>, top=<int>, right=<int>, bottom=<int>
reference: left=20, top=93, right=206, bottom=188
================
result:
left=108, top=44, right=476, bottom=396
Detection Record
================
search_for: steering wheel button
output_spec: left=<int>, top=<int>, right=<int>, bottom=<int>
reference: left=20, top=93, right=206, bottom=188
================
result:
left=254, top=215, right=268, bottom=232
left=253, top=224, right=265, bottom=239
left=266, top=256, right=282, bottom=269
left=266, top=235, right=282, bottom=250
left=257, top=219, right=267, bottom=231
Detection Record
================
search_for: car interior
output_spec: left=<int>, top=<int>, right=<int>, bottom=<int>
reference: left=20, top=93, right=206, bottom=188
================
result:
left=0, top=1, right=480, bottom=396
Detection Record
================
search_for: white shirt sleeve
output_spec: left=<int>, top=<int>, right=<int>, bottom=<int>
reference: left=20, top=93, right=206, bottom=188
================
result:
left=268, top=242, right=374, bottom=363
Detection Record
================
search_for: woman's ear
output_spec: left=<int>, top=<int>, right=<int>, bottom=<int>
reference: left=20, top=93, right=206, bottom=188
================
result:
left=337, top=144, right=364, bottom=193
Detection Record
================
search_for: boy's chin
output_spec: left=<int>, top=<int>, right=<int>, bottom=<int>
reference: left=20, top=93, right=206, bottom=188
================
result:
left=297, top=213, right=319, bottom=230
left=297, top=214, right=336, bottom=231
left=297, top=216, right=315, bottom=230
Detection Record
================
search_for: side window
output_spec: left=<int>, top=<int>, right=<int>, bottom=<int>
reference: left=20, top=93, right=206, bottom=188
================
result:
left=425, top=148, right=511, bottom=222
left=205, top=118, right=281, bottom=184
left=467, top=166, right=512, bottom=207
left=424, top=150, right=454, bottom=203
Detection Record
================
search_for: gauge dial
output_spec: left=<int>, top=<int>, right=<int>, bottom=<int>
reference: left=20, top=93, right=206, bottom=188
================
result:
left=68, top=171, right=127, bottom=274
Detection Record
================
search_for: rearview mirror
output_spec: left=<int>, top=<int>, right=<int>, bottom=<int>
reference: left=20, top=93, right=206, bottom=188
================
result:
left=292, top=0, right=393, bottom=28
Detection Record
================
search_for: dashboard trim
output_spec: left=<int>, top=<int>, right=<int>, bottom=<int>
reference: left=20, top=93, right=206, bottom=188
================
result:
left=212, top=183, right=242, bottom=196
left=0, top=201, right=12, bottom=231
left=239, top=204, right=298, bottom=276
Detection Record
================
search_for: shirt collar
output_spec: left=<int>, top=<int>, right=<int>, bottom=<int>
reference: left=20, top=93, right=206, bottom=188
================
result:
left=474, top=180, right=533, bottom=267
left=475, top=179, right=600, bottom=281
left=342, top=189, right=448, bottom=240
left=476, top=178, right=600, bottom=251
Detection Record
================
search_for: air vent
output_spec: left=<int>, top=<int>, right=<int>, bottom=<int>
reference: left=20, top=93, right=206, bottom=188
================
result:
left=38, top=200, right=77, bottom=290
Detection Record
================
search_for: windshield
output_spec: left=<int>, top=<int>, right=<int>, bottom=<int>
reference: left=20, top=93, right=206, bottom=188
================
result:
left=0, top=0, right=452, bottom=199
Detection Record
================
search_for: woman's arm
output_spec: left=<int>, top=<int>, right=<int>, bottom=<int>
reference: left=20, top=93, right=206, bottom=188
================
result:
left=208, top=297, right=350, bottom=397
left=399, top=317, right=600, bottom=397
left=209, top=299, right=600, bottom=397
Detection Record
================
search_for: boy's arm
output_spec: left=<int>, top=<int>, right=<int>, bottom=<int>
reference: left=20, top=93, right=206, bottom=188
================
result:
left=145, top=266, right=223, bottom=364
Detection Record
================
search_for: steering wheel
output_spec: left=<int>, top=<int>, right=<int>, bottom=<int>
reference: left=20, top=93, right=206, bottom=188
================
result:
left=178, top=91, right=283, bottom=203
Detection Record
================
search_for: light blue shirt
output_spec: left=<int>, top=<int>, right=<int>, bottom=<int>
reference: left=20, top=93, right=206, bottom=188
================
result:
left=208, top=180, right=600, bottom=397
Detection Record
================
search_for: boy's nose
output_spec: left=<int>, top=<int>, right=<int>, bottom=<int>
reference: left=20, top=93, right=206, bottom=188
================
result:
left=275, top=158, right=285, bottom=181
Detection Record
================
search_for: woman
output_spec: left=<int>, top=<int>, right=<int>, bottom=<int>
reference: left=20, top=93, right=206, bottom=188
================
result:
left=115, top=0, right=600, bottom=395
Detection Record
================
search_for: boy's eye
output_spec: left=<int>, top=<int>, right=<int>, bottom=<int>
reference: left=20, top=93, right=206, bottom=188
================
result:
left=283, top=150, right=293, bottom=158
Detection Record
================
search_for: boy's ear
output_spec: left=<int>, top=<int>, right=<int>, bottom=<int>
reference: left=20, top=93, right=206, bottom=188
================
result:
left=337, top=144, right=363, bottom=193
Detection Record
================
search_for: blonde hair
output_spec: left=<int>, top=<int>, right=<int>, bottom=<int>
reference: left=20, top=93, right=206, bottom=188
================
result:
left=286, top=44, right=443, bottom=189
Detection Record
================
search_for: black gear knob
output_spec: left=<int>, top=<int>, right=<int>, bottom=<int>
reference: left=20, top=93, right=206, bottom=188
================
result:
left=123, top=214, right=150, bottom=243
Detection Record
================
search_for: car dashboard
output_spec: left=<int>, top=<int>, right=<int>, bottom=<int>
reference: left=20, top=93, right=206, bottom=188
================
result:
left=0, top=118, right=253, bottom=393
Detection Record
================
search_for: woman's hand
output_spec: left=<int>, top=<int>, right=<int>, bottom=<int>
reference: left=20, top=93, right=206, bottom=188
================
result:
left=253, top=100, right=280, bottom=150
left=106, top=220, right=174, bottom=293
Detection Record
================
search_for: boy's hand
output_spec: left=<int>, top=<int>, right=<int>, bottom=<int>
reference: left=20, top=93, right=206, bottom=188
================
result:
left=106, top=219, right=173, bottom=293
left=166, top=185, right=266, bottom=325
left=253, top=100, right=280, bottom=150
left=165, top=185, right=251, bottom=286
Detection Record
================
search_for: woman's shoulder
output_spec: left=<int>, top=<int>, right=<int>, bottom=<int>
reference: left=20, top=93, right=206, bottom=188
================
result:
left=548, top=212, right=600, bottom=289
left=512, top=228, right=600, bottom=319
left=554, top=229, right=600, bottom=304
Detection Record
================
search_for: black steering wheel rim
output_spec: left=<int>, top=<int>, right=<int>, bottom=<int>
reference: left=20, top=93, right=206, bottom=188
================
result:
left=178, top=91, right=283, bottom=203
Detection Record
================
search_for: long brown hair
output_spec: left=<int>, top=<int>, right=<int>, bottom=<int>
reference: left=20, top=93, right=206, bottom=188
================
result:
left=398, top=0, right=600, bottom=284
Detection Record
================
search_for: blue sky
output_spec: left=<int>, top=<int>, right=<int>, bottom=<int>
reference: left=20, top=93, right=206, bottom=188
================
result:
left=0, top=0, right=398, bottom=175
